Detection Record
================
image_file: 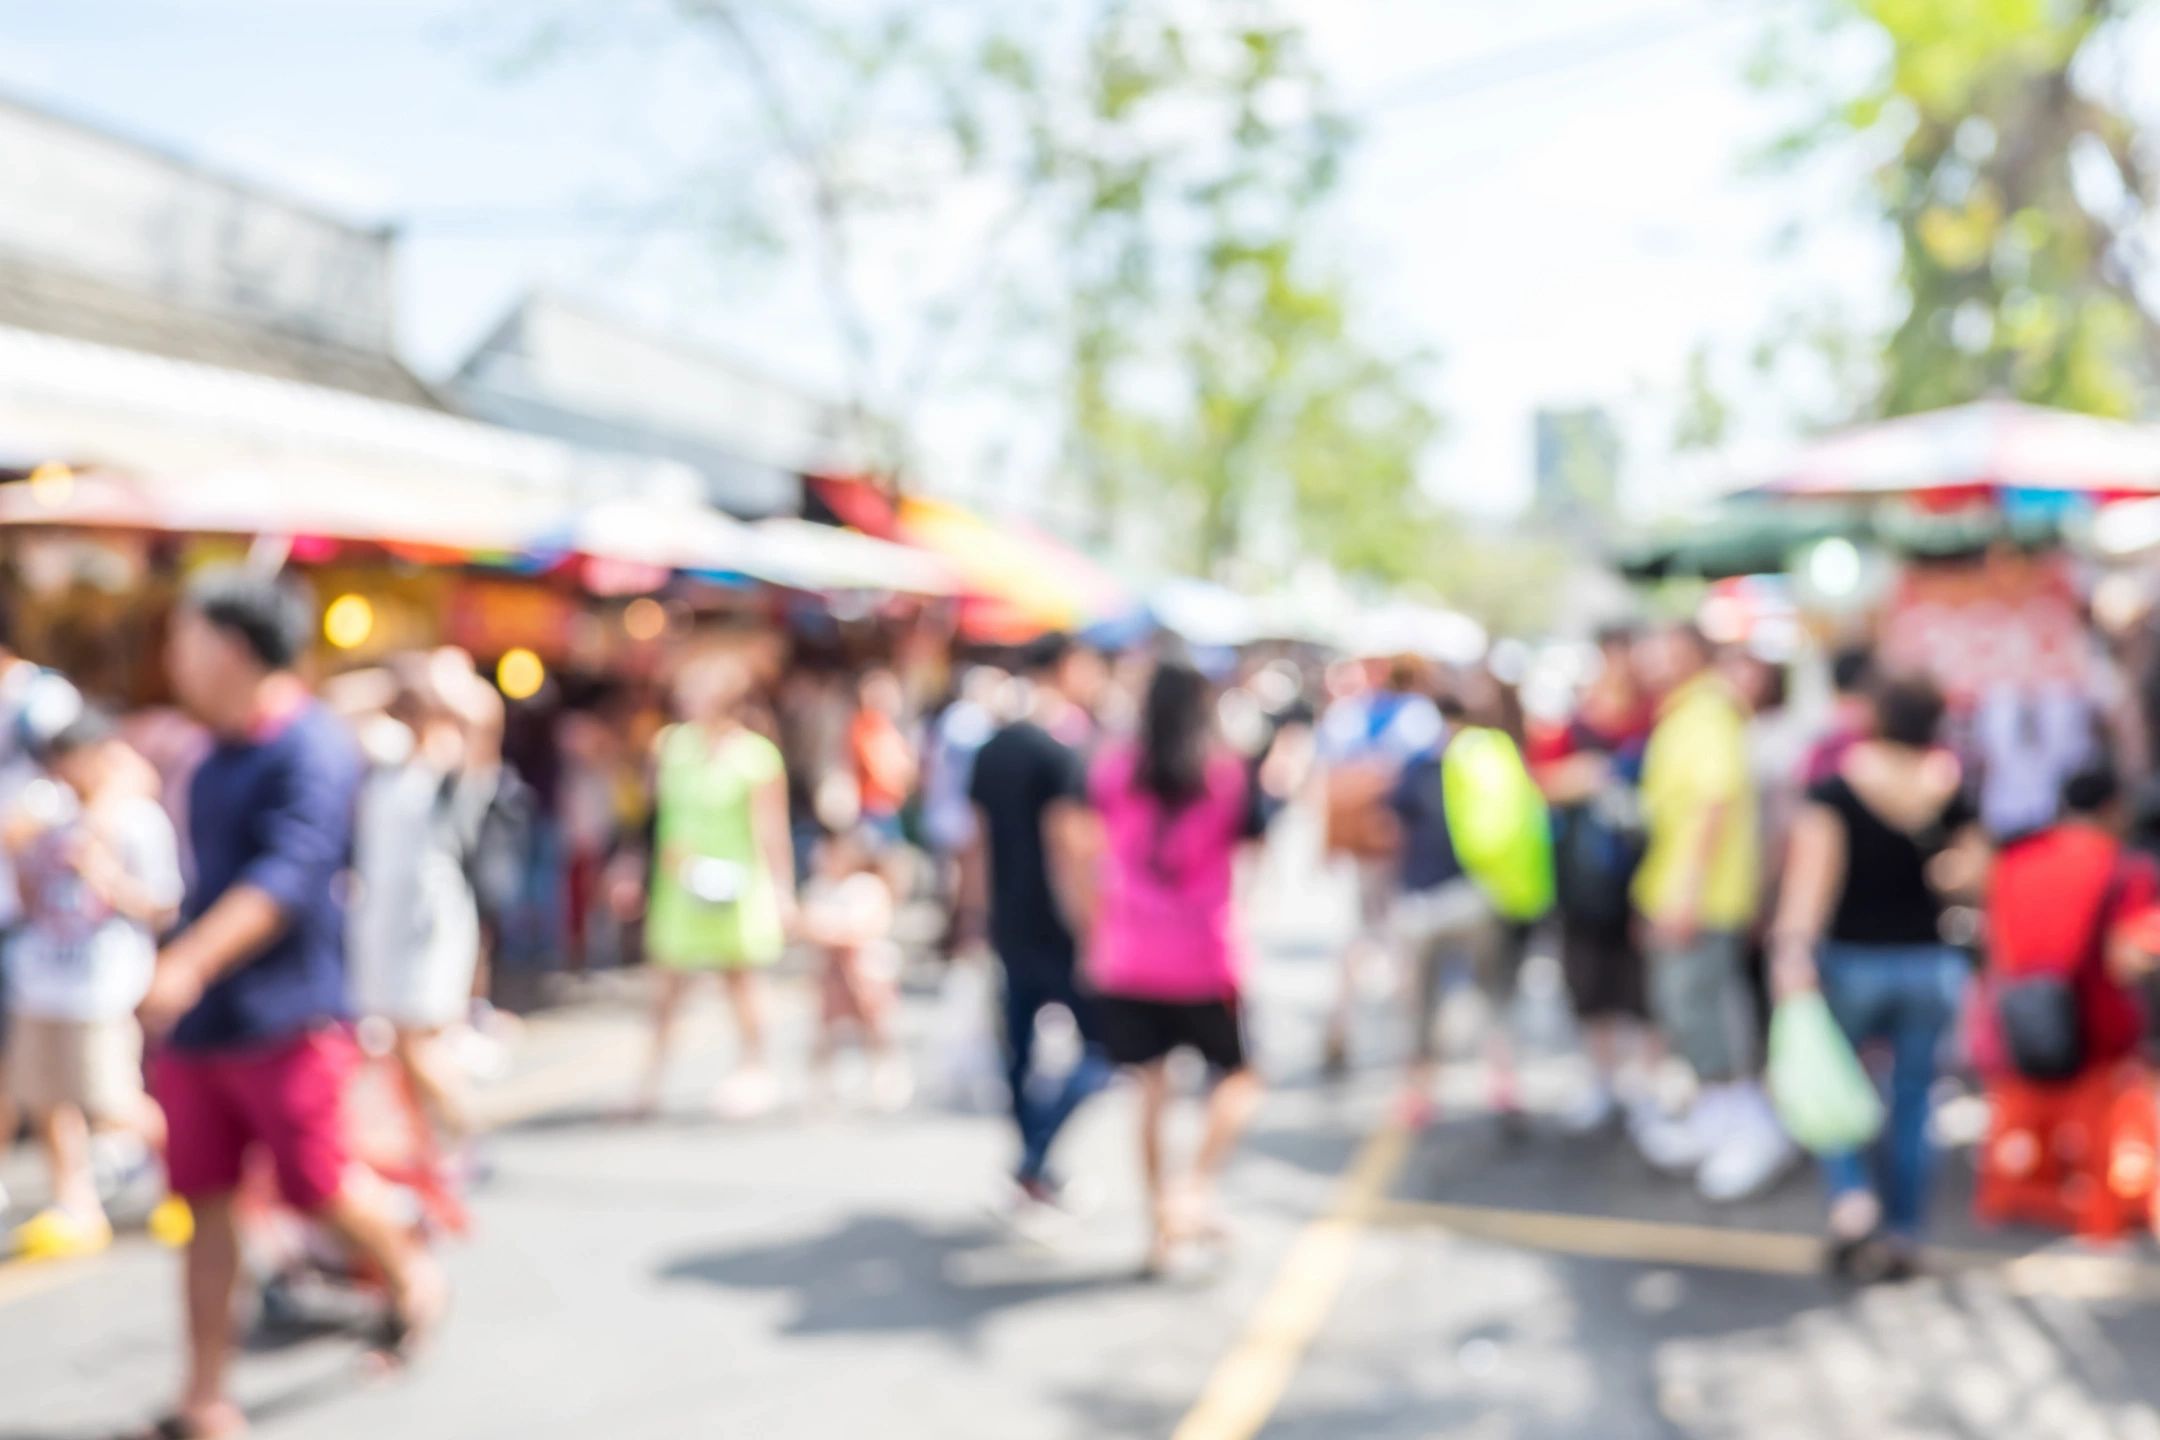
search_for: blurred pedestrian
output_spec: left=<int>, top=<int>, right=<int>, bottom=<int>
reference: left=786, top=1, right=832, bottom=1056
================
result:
left=800, top=826, right=910, bottom=1112
left=964, top=632, right=1111, bottom=1215
left=1727, top=647, right=1808, bottom=1049
left=1631, top=622, right=1793, bottom=1202
left=1533, top=625, right=1654, bottom=1133
left=638, top=654, right=795, bottom=1120
left=1390, top=692, right=1515, bottom=1132
left=1800, top=644, right=1876, bottom=787
left=850, top=667, right=917, bottom=852
left=3, top=705, right=181, bottom=1259
left=922, top=665, right=1006, bottom=952
left=137, top=567, right=444, bottom=1440
left=0, top=601, right=83, bottom=1216
left=1771, top=674, right=1985, bottom=1276
left=1082, top=657, right=1267, bottom=1274
left=1314, top=656, right=1442, bottom=1075
left=347, top=654, right=493, bottom=1142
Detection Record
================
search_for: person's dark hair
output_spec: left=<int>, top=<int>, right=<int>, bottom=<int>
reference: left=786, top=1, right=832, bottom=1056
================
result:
left=1435, top=690, right=1471, bottom=725
left=1384, top=656, right=1420, bottom=693
left=1871, top=673, right=1945, bottom=749
left=30, top=702, right=115, bottom=765
left=1594, top=621, right=1639, bottom=653
left=184, top=566, right=312, bottom=672
left=2063, top=761, right=2121, bottom=817
left=1137, top=656, right=1213, bottom=814
left=1830, top=644, right=1875, bottom=698
left=1020, top=630, right=1074, bottom=678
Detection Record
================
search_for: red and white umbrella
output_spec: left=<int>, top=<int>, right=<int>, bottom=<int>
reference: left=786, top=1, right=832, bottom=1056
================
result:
left=1744, top=400, right=2160, bottom=507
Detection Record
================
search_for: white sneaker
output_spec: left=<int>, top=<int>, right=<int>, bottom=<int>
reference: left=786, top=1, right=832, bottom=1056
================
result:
left=1634, top=1095, right=1724, bottom=1174
left=1696, top=1093, right=1798, bottom=1203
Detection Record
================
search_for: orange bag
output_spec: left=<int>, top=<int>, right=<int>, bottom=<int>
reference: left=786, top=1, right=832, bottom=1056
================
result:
left=1322, top=761, right=1401, bottom=860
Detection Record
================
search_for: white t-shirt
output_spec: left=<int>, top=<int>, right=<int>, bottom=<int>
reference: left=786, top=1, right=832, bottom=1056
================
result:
left=7, top=789, right=182, bottom=1022
left=0, top=663, right=84, bottom=930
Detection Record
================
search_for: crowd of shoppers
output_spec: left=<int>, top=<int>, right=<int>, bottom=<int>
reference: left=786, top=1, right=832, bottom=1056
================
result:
left=14, top=552, right=2160, bottom=1435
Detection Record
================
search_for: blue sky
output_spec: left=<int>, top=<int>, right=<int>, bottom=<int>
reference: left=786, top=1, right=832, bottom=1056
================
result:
left=0, top=0, right=1900, bottom=518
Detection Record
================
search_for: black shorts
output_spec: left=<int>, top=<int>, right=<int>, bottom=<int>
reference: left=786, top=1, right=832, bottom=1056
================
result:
left=1096, top=995, right=1248, bottom=1073
left=1560, top=923, right=1649, bottom=1021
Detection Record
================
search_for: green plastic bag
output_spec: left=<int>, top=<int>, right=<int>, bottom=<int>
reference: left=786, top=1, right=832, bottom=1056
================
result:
left=1767, top=993, right=1885, bottom=1156
left=1441, top=727, right=1554, bottom=923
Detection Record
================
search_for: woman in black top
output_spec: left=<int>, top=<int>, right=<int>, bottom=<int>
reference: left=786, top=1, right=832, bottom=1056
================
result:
left=1770, top=674, right=1986, bottom=1277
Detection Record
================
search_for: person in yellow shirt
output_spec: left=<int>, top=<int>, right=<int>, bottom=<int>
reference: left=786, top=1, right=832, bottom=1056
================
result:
left=1631, top=623, right=1795, bottom=1202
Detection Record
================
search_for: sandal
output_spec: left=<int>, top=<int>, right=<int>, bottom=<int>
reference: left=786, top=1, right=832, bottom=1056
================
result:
left=117, top=1410, right=245, bottom=1440
left=366, top=1264, right=449, bottom=1371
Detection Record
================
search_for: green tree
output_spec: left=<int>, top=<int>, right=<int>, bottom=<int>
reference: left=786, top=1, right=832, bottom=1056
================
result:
left=1761, top=0, right=2160, bottom=417
left=516, top=0, right=1442, bottom=584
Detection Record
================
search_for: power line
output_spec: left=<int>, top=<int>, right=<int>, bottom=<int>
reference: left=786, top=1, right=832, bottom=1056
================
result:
left=390, top=3, right=1782, bottom=235
left=1355, top=2, right=1773, bottom=117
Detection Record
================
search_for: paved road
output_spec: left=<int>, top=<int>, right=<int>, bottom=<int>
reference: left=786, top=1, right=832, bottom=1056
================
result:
left=9, top=841, right=2160, bottom=1439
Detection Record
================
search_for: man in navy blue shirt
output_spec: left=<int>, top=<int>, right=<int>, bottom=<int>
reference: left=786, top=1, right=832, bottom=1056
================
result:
left=137, top=568, right=444, bottom=1440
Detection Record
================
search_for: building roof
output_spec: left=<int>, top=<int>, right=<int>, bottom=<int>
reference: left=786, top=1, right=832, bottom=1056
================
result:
left=0, top=255, right=441, bottom=409
left=448, top=290, right=865, bottom=514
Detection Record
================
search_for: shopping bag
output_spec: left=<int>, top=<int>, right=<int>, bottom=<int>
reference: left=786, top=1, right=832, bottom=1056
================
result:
left=1441, top=727, right=1554, bottom=923
left=1767, top=992, right=1884, bottom=1156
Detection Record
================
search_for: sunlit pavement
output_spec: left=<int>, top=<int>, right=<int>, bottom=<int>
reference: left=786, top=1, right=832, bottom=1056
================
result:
left=9, top=845, right=2160, bottom=1438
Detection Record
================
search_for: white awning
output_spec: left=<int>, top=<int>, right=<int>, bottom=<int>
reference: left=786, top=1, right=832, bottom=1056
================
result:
left=0, top=322, right=695, bottom=501
left=747, top=518, right=957, bottom=595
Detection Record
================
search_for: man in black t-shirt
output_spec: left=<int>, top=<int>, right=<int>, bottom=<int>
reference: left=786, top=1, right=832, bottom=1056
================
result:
left=966, top=633, right=1111, bottom=1208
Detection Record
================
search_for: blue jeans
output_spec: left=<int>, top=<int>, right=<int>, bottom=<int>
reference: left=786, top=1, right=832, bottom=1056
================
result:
left=1818, top=943, right=1968, bottom=1239
left=1001, top=962, right=1113, bottom=1186
left=500, top=816, right=564, bottom=971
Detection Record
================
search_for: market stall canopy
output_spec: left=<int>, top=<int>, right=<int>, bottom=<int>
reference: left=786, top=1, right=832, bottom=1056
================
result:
left=0, top=465, right=555, bottom=552
left=1616, top=497, right=2078, bottom=582
left=1614, top=504, right=1862, bottom=581
left=1739, top=399, right=2160, bottom=506
left=0, top=322, right=687, bottom=502
left=747, top=518, right=958, bottom=596
left=551, top=495, right=759, bottom=573
left=893, top=496, right=1130, bottom=643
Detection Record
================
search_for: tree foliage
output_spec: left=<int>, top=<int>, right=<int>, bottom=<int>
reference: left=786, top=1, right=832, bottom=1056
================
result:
left=524, top=0, right=1443, bottom=585
left=1763, top=0, right=2160, bottom=418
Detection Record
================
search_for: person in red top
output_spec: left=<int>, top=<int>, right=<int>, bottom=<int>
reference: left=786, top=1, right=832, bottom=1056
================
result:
left=1987, top=763, right=2153, bottom=1079
left=849, top=668, right=917, bottom=850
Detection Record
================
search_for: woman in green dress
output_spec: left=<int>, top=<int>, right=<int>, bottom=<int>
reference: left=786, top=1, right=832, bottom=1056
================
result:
left=638, top=654, right=795, bottom=1118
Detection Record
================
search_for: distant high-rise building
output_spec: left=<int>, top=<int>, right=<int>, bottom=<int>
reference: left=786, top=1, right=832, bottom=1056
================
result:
left=1532, top=406, right=1621, bottom=525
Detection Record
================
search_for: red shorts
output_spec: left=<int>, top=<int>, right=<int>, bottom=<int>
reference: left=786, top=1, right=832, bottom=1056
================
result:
left=152, top=1028, right=355, bottom=1212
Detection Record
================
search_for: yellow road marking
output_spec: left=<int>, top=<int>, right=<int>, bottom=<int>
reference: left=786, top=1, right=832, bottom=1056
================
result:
left=1173, top=1124, right=1410, bottom=1440
left=0, top=1254, right=94, bottom=1307
left=1374, top=1198, right=2160, bottom=1301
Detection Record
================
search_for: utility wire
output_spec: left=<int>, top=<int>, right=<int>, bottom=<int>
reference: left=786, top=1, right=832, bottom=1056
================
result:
left=391, top=2, right=1779, bottom=235
left=1357, top=1, right=1770, bottom=116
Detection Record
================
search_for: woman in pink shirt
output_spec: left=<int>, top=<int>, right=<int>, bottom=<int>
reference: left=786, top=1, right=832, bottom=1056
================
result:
left=1085, top=657, right=1266, bottom=1275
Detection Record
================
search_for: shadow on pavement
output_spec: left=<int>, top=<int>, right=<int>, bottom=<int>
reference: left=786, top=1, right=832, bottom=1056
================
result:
left=658, top=1213, right=1135, bottom=1342
left=1, top=1354, right=370, bottom=1440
